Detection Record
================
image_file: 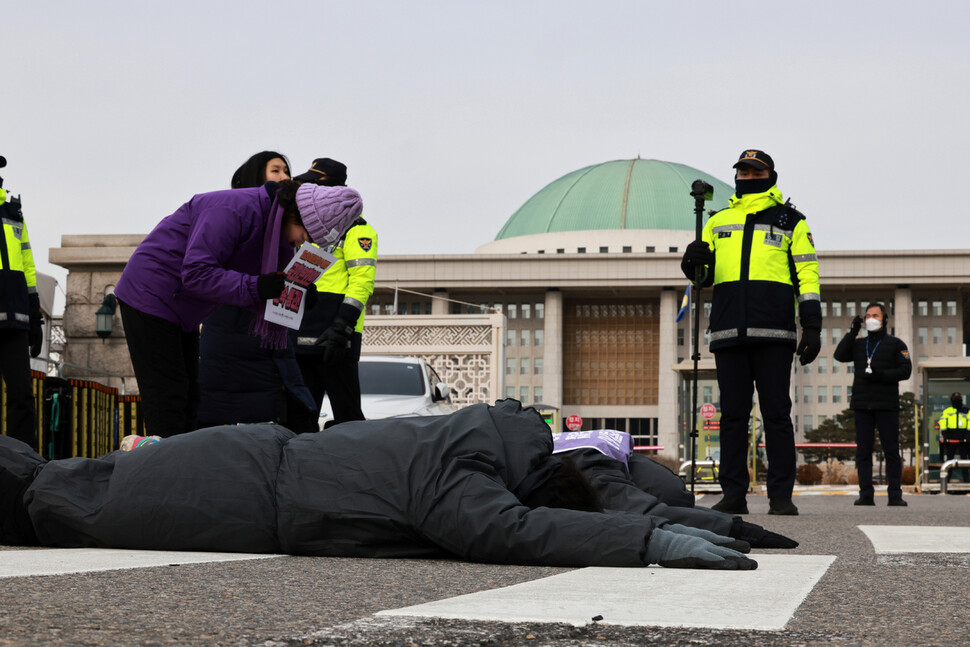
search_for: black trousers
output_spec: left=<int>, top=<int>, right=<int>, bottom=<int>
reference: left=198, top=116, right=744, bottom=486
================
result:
left=291, top=332, right=364, bottom=432
left=942, top=430, right=970, bottom=482
left=714, top=343, right=796, bottom=500
left=119, top=301, right=200, bottom=438
left=854, top=409, right=903, bottom=497
left=0, top=329, right=35, bottom=448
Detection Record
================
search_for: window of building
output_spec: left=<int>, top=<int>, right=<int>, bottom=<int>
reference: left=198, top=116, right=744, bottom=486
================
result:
left=847, top=301, right=856, bottom=317
left=918, top=327, right=927, bottom=345
left=411, top=302, right=422, bottom=314
left=794, top=386, right=799, bottom=402
left=703, top=302, right=712, bottom=317
left=820, top=301, right=827, bottom=317
left=534, top=329, right=544, bottom=346
left=933, top=300, right=943, bottom=316
left=847, top=385, right=852, bottom=399
left=646, top=246, right=655, bottom=253
left=832, top=328, right=841, bottom=345
left=804, top=386, right=813, bottom=404
left=507, top=304, right=517, bottom=319
left=506, top=386, right=515, bottom=398
left=947, top=300, right=957, bottom=316
left=535, top=303, right=545, bottom=319
left=521, top=330, right=531, bottom=346
left=623, top=246, right=632, bottom=253
left=578, top=247, right=586, bottom=254
left=668, top=246, right=678, bottom=253
left=833, top=359, right=840, bottom=374
left=703, top=385, right=713, bottom=404
left=506, top=330, right=515, bottom=347
left=384, top=304, right=395, bottom=315
left=703, top=329, right=710, bottom=346
left=557, top=248, right=565, bottom=254
left=833, top=385, right=842, bottom=403
left=505, top=358, right=514, bottom=375
left=831, top=301, right=842, bottom=317
left=678, top=328, right=685, bottom=346
left=848, top=363, right=854, bottom=374
left=818, top=386, right=828, bottom=403
left=821, top=328, right=827, bottom=345
left=600, top=246, right=609, bottom=253
left=520, top=386, right=530, bottom=403
left=803, top=361, right=812, bottom=375
left=948, top=327, right=957, bottom=345
left=534, top=358, right=543, bottom=375
left=933, top=327, right=942, bottom=344
left=818, top=357, right=827, bottom=374
left=918, top=300, right=928, bottom=316
left=520, top=358, right=530, bottom=375
left=803, top=415, right=813, bottom=433
left=522, top=303, right=532, bottom=319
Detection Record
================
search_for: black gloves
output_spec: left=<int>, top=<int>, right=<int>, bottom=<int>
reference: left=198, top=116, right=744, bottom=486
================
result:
left=681, top=240, right=714, bottom=280
left=256, top=272, right=286, bottom=300
left=28, top=310, right=43, bottom=358
left=729, top=518, right=799, bottom=549
left=314, top=316, right=354, bottom=363
left=796, top=327, right=821, bottom=366
left=850, top=315, right=863, bottom=335
left=645, top=528, right=758, bottom=570
left=665, top=523, right=751, bottom=554
left=304, top=284, right=319, bottom=310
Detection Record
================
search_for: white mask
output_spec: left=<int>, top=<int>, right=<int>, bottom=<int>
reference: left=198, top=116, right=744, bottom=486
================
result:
left=864, top=317, right=883, bottom=332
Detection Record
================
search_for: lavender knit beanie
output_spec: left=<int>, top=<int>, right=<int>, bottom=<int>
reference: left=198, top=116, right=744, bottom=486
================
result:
left=295, top=184, right=363, bottom=246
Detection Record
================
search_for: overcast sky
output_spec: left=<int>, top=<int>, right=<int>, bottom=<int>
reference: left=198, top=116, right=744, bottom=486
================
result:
left=4, top=1, right=967, bottom=313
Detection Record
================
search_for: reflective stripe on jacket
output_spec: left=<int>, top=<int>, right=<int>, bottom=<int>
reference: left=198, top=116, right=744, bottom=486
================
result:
left=701, top=186, right=820, bottom=351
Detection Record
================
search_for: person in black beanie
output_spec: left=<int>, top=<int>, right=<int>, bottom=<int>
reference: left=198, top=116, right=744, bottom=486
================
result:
left=834, top=302, right=912, bottom=506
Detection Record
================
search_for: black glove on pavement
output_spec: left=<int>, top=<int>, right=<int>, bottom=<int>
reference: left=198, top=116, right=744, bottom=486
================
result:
left=729, top=518, right=799, bottom=549
left=666, top=523, right=751, bottom=554
left=796, top=327, right=821, bottom=365
left=28, top=310, right=43, bottom=358
left=314, top=316, right=354, bottom=364
left=256, top=272, right=286, bottom=300
left=645, top=527, right=758, bottom=570
left=850, top=315, right=863, bottom=334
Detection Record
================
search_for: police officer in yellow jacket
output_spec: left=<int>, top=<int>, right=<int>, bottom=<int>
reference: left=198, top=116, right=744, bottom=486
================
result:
left=681, top=149, right=821, bottom=516
left=938, top=392, right=970, bottom=481
left=0, top=155, right=43, bottom=449
left=290, top=158, right=377, bottom=430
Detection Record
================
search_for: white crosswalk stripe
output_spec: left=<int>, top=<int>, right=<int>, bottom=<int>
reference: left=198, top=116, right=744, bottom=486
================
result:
left=0, top=548, right=282, bottom=578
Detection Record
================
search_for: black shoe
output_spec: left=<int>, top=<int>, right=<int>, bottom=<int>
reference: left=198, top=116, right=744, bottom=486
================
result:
left=712, top=496, right=749, bottom=515
left=854, top=495, right=875, bottom=506
left=768, top=497, right=799, bottom=516
left=887, top=496, right=908, bottom=507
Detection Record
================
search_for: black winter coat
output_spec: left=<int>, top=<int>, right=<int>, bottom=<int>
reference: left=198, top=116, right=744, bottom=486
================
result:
left=834, top=328, right=911, bottom=411
left=197, top=305, right=316, bottom=427
left=22, top=400, right=661, bottom=567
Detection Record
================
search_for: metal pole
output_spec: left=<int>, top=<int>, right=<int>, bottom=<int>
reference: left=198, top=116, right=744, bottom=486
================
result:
left=688, top=180, right=713, bottom=493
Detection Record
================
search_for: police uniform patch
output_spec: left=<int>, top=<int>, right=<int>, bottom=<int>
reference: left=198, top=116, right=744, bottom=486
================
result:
left=807, top=232, right=815, bottom=247
left=901, top=350, right=910, bottom=358
left=358, top=237, right=373, bottom=252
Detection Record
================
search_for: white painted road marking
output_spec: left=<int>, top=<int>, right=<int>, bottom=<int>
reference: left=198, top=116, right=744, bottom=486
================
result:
left=859, top=525, right=970, bottom=553
left=0, top=548, right=283, bottom=578
left=379, top=554, right=836, bottom=631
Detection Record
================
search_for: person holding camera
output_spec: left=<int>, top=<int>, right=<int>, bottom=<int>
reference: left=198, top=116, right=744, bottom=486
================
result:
left=834, top=303, right=912, bottom=506
left=681, top=149, right=821, bottom=516
left=0, top=155, right=43, bottom=450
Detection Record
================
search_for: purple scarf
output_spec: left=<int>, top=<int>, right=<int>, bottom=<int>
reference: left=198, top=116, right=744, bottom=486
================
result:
left=248, top=198, right=290, bottom=349
left=552, top=430, right=635, bottom=466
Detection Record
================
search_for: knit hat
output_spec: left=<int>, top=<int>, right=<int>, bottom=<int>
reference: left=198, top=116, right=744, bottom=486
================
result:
left=296, top=184, right=363, bottom=246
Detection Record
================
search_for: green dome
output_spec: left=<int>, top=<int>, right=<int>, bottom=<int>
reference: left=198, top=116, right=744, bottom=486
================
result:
left=494, top=159, right=734, bottom=240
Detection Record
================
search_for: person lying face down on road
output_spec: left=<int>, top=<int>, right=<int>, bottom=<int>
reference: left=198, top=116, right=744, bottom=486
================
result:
left=1, top=400, right=760, bottom=570
left=552, top=430, right=798, bottom=549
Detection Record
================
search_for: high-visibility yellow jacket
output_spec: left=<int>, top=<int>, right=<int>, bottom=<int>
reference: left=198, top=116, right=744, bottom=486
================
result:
left=698, top=186, right=820, bottom=351
left=939, top=406, right=969, bottom=432
left=0, top=187, right=39, bottom=330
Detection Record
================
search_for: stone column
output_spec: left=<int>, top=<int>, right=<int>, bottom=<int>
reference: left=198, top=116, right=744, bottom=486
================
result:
left=431, top=289, right=450, bottom=315
left=543, top=289, right=563, bottom=409
left=894, top=286, right=916, bottom=396
left=658, top=288, right=679, bottom=460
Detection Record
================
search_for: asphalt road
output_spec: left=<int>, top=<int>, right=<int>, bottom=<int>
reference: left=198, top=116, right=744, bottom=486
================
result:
left=2, top=492, right=969, bottom=647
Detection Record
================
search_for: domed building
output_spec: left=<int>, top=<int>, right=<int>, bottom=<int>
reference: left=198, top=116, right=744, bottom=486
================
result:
left=478, top=158, right=733, bottom=255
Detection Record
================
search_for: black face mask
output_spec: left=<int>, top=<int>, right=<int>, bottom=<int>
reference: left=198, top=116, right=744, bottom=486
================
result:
left=953, top=397, right=963, bottom=409
left=734, top=176, right=774, bottom=197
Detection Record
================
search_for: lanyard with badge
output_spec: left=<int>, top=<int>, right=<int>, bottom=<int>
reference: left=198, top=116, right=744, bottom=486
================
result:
left=865, top=336, right=882, bottom=374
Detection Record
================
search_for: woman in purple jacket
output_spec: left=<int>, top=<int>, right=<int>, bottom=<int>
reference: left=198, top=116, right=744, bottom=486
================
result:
left=115, top=180, right=363, bottom=438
